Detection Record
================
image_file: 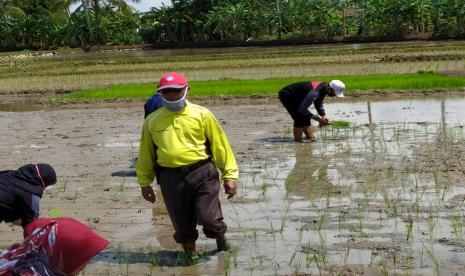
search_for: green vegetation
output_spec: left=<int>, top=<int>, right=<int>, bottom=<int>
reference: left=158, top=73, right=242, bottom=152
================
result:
left=329, top=120, right=351, bottom=128
left=2, top=40, right=465, bottom=93
left=2, top=0, right=465, bottom=50
left=58, top=73, right=465, bottom=100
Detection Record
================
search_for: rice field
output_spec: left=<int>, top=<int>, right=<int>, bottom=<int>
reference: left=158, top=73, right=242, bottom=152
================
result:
left=1, top=40, right=465, bottom=275
left=0, top=40, right=464, bottom=94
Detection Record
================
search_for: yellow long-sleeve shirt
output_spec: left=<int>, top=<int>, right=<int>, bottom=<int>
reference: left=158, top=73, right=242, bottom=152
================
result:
left=136, top=101, right=239, bottom=187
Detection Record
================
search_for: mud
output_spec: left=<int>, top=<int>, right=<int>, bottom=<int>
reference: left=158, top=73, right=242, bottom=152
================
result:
left=1, top=94, right=465, bottom=275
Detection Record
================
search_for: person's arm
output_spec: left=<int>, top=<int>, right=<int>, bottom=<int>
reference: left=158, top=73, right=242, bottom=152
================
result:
left=18, top=194, right=38, bottom=227
left=136, top=119, right=157, bottom=203
left=204, top=111, right=239, bottom=198
left=314, top=96, right=326, bottom=117
left=297, top=92, right=315, bottom=117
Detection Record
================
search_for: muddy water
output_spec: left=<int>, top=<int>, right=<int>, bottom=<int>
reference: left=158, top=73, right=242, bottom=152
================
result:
left=227, top=96, right=465, bottom=275
left=1, top=95, right=465, bottom=275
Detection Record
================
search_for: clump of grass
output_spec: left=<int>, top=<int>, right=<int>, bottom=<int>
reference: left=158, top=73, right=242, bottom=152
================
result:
left=48, top=209, right=61, bottom=218
left=330, top=120, right=351, bottom=128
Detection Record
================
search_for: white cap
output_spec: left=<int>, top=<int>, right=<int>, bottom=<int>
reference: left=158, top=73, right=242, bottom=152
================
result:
left=329, top=80, right=345, bottom=98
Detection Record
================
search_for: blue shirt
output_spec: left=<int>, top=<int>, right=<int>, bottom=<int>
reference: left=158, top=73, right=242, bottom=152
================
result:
left=144, top=93, right=163, bottom=118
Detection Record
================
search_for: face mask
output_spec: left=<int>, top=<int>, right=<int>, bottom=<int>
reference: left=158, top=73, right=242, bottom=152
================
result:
left=162, top=88, right=187, bottom=112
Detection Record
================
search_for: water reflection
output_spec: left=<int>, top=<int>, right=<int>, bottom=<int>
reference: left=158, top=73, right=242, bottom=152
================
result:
left=325, top=95, right=465, bottom=125
left=0, top=99, right=44, bottom=112
left=285, top=143, right=347, bottom=200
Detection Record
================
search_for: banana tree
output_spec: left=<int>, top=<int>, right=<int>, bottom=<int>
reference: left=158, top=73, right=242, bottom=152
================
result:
left=68, top=0, right=140, bottom=44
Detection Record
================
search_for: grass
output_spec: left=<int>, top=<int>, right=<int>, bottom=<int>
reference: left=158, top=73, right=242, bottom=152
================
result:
left=57, top=72, right=465, bottom=101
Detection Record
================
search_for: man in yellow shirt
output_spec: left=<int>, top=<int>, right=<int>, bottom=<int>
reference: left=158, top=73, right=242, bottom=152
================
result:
left=136, top=72, right=239, bottom=259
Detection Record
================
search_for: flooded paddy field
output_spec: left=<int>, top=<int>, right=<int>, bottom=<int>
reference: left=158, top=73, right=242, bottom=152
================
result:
left=1, top=94, right=465, bottom=275
left=1, top=40, right=465, bottom=94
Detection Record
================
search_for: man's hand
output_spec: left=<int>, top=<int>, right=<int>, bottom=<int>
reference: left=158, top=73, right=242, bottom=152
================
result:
left=223, top=180, right=237, bottom=199
left=318, top=117, right=329, bottom=127
left=141, top=186, right=156, bottom=203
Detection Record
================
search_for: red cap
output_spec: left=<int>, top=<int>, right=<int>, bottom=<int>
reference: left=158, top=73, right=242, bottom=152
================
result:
left=157, top=72, right=188, bottom=91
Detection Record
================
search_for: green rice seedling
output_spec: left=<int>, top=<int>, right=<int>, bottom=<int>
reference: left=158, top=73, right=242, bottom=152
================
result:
left=460, top=196, right=465, bottom=208
left=369, top=248, right=378, bottom=266
left=119, top=178, right=126, bottom=192
left=394, top=128, right=401, bottom=141
left=224, top=248, right=238, bottom=275
left=292, top=251, right=303, bottom=275
left=251, top=229, right=257, bottom=243
left=116, top=245, right=125, bottom=265
left=423, top=243, right=440, bottom=276
left=405, top=217, right=413, bottom=241
left=268, top=219, right=277, bottom=243
left=330, top=120, right=351, bottom=128
left=432, top=170, right=442, bottom=199
left=451, top=214, right=463, bottom=238
left=414, top=186, right=426, bottom=218
left=60, top=179, right=68, bottom=192
left=357, top=205, right=369, bottom=238
left=391, top=250, right=398, bottom=268
left=149, top=250, right=160, bottom=268
left=337, top=208, right=349, bottom=233
left=251, top=171, right=258, bottom=188
left=225, top=251, right=232, bottom=275
left=378, top=257, right=389, bottom=276
left=279, top=212, right=289, bottom=234
left=229, top=207, right=251, bottom=240
left=283, top=126, right=292, bottom=137
left=427, top=206, right=437, bottom=240
left=288, top=249, right=298, bottom=267
left=343, top=236, right=350, bottom=266
left=304, top=245, right=313, bottom=269
left=297, top=223, right=304, bottom=242
left=386, top=166, right=394, bottom=179
left=258, top=182, right=271, bottom=198
left=71, top=190, right=80, bottom=203
left=48, top=209, right=61, bottom=218
left=230, top=247, right=238, bottom=268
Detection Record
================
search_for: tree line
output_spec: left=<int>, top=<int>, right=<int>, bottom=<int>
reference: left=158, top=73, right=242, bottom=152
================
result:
left=1, top=0, right=465, bottom=51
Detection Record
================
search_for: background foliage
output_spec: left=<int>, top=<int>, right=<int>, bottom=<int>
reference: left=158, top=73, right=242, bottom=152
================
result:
left=1, top=0, right=465, bottom=50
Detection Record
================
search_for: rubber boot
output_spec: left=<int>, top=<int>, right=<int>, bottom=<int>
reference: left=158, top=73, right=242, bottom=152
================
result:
left=182, top=241, right=197, bottom=264
left=216, top=235, right=231, bottom=252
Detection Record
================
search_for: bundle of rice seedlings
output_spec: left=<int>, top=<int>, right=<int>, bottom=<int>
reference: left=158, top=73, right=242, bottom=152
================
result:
left=329, top=120, right=351, bottom=128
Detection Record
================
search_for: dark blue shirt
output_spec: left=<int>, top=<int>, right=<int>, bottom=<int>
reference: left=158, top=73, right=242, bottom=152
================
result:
left=298, top=85, right=327, bottom=117
left=144, top=93, right=163, bottom=118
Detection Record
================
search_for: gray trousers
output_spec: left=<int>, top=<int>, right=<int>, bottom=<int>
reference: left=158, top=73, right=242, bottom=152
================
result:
left=158, top=160, right=227, bottom=243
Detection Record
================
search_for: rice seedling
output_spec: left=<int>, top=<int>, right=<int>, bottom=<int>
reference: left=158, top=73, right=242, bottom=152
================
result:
left=423, top=243, right=440, bottom=276
left=427, top=206, right=438, bottom=240
left=460, top=196, right=465, bottom=209
left=279, top=204, right=290, bottom=233
left=405, top=216, right=414, bottom=241
left=148, top=250, right=160, bottom=268
left=377, top=257, right=389, bottom=276
left=330, top=120, right=351, bottom=128
left=119, top=178, right=126, bottom=192
left=451, top=214, right=463, bottom=238
left=356, top=205, right=369, bottom=238
left=48, top=209, right=61, bottom=218
left=116, top=245, right=125, bottom=265
left=225, top=251, right=232, bottom=275
left=60, top=179, right=68, bottom=192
